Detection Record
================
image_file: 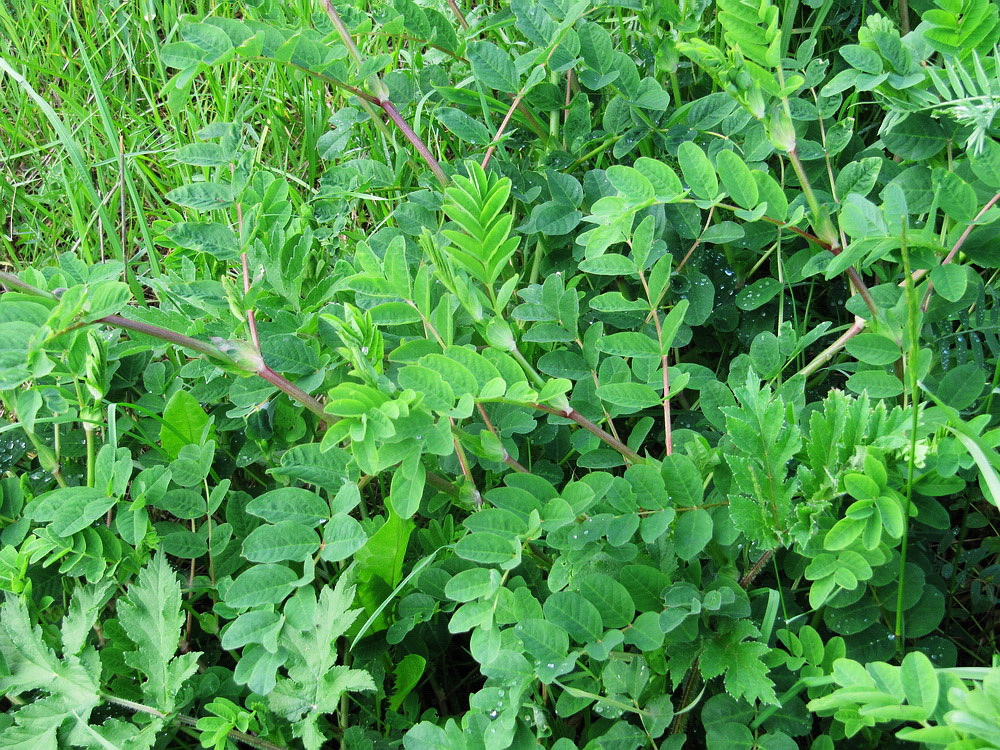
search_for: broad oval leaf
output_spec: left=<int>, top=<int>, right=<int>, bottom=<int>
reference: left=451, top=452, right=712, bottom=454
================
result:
left=225, top=564, right=299, bottom=609
left=577, top=573, right=635, bottom=629
left=677, top=141, right=718, bottom=201
left=246, top=488, right=330, bottom=527
left=242, top=520, right=320, bottom=562
left=165, top=182, right=236, bottom=211
left=543, top=591, right=603, bottom=644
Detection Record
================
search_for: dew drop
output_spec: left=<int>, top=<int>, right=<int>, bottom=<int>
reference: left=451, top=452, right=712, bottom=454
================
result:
left=546, top=663, right=555, bottom=669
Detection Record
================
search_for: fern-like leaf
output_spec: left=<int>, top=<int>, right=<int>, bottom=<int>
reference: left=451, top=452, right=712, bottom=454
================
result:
left=117, top=554, right=201, bottom=713
left=265, top=578, right=376, bottom=750
left=441, top=162, right=520, bottom=291
left=721, top=371, right=801, bottom=547
left=716, top=0, right=781, bottom=69
left=923, top=0, right=1000, bottom=59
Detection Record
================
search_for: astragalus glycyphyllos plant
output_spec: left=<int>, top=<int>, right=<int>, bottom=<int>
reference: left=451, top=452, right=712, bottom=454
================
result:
left=2, top=0, right=1000, bottom=747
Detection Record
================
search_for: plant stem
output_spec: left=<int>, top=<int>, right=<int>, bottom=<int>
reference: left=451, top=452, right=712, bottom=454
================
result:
left=318, top=0, right=447, bottom=185
left=100, top=694, right=287, bottom=750
left=380, top=98, right=449, bottom=185
left=796, top=316, right=866, bottom=378
left=256, top=365, right=330, bottom=423
left=533, top=403, right=644, bottom=463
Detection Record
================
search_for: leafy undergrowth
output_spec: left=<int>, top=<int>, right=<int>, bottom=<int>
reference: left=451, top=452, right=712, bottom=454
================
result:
left=2, top=0, right=1000, bottom=748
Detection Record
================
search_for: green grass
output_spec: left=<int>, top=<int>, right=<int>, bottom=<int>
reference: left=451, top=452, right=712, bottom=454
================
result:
left=0, top=0, right=344, bottom=273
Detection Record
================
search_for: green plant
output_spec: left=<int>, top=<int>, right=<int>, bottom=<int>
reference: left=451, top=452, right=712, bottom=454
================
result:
left=2, top=0, right=1000, bottom=747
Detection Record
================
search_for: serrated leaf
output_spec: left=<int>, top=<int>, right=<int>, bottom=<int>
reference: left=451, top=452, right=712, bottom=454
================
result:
left=118, top=555, right=201, bottom=711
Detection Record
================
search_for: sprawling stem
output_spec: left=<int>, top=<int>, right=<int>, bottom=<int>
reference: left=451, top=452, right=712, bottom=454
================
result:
left=101, top=694, right=285, bottom=750
left=533, top=403, right=644, bottom=463
left=796, top=316, right=866, bottom=379
left=318, top=0, right=448, bottom=186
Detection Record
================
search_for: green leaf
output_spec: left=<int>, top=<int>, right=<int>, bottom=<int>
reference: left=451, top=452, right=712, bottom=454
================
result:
left=970, top=138, right=1000, bottom=188
left=524, top=202, right=582, bottom=236
left=660, top=298, right=690, bottom=353
left=824, top=517, right=864, bottom=550
left=246, top=488, right=331, bottom=527
left=835, top=157, right=882, bottom=198
left=30, top=487, right=116, bottom=537
left=165, top=221, right=239, bottom=260
left=883, top=115, right=946, bottom=160
left=160, top=389, right=210, bottom=460
left=84, top=280, right=130, bottom=321
left=606, top=165, right=655, bottom=204
left=899, top=650, right=939, bottom=718
left=929, top=263, right=968, bottom=302
left=165, top=182, right=236, bottom=211
left=736, top=278, right=782, bottom=311
left=160, top=529, right=208, bottom=558
left=225, top=564, right=299, bottom=609
left=320, top=514, right=368, bottom=562
left=444, top=568, right=500, bottom=602
left=454, top=532, right=520, bottom=567
left=678, top=141, right=719, bottom=201
left=118, top=555, right=200, bottom=711
left=634, top=158, right=684, bottom=201
left=596, top=332, right=660, bottom=358
left=596, top=382, right=661, bottom=409
left=716, top=150, right=758, bottom=209
left=674, top=508, right=713, bottom=560
left=221, top=609, right=283, bottom=651
left=577, top=573, right=635, bottom=629
left=242, top=521, right=320, bottom=563
left=515, top=617, right=569, bottom=667
left=840, top=44, right=883, bottom=74
left=936, top=362, right=986, bottom=409
left=846, top=370, right=904, bottom=398
left=173, top=142, right=235, bottom=166
left=934, top=169, right=977, bottom=222
left=543, top=591, right=603, bottom=644
left=435, top=107, right=492, bottom=145
left=845, top=333, right=901, bottom=365
left=181, top=22, right=233, bottom=63
left=579, top=254, right=637, bottom=276
left=263, top=334, right=320, bottom=375
left=467, top=41, right=520, bottom=94
left=398, top=364, right=455, bottom=412
left=160, top=41, right=206, bottom=69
